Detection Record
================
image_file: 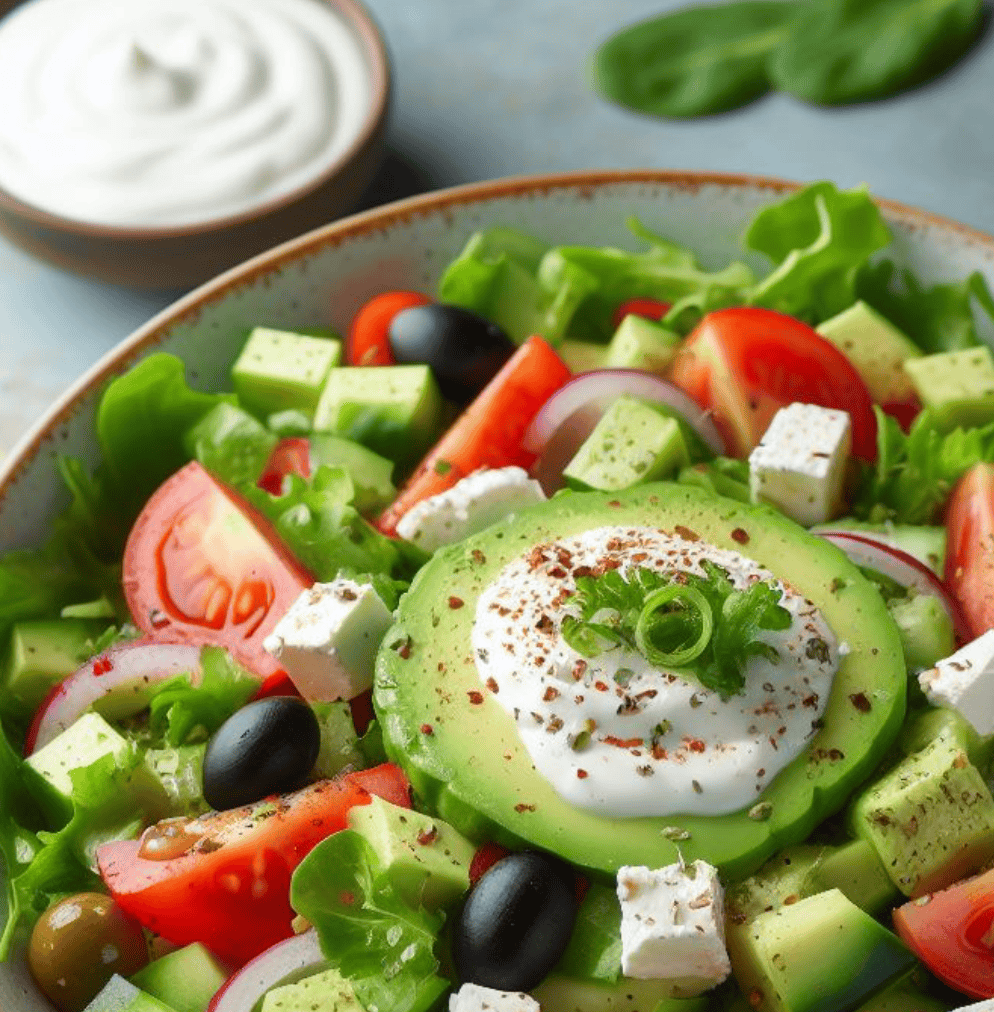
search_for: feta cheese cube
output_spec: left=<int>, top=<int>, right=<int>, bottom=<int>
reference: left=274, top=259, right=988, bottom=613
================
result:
left=396, top=467, right=546, bottom=552
left=448, top=983, right=541, bottom=1012
left=263, top=579, right=393, bottom=703
left=919, top=629, right=994, bottom=735
left=617, top=861, right=730, bottom=993
left=748, top=403, right=851, bottom=527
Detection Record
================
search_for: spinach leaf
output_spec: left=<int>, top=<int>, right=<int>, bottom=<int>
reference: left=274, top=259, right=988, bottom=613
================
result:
left=768, top=0, right=984, bottom=105
left=593, top=1, right=804, bottom=117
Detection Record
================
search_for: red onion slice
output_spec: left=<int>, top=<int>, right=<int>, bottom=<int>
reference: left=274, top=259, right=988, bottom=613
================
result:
left=25, top=641, right=203, bottom=755
left=208, top=931, right=324, bottom=1012
left=816, top=531, right=971, bottom=645
left=522, top=369, right=726, bottom=457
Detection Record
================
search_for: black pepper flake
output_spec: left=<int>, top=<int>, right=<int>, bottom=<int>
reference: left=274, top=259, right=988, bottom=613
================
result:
left=692, top=779, right=703, bottom=794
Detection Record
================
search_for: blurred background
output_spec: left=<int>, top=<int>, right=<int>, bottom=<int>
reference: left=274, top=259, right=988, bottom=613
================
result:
left=1, top=0, right=991, bottom=455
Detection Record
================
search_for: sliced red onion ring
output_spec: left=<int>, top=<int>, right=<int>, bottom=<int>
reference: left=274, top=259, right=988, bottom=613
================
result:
left=816, top=531, right=971, bottom=645
left=522, top=369, right=726, bottom=457
left=25, top=641, right=203, bottom=755
left=523, top=370, right=726, bottom=496
left=208, top=931, right=324, bottom=1012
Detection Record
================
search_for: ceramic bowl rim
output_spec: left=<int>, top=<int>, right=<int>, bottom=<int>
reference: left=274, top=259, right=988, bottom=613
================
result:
left=3, top=166, right=994, bottom=503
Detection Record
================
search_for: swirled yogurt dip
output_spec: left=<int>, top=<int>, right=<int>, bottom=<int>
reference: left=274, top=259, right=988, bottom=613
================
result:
left=0, top=0, right=373, bottom=226
left=472, top=526, right=841, bottom=818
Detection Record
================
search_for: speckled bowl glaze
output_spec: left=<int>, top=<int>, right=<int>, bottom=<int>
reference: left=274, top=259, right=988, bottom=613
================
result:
left=0, top=0, right=390, bottom=290
left=1, top=169, right=994, bottom=1011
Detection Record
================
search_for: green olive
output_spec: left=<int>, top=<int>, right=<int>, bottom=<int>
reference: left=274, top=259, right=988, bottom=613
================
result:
left=28, top=892, right=149, bottom=1012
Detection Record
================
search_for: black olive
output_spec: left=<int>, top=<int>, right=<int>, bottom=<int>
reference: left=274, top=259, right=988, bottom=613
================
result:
left=452, top=849, right=579, bottom=992
left=202, top=696, right=321, bottom=810
left=388, top=303, right=515, bottom=403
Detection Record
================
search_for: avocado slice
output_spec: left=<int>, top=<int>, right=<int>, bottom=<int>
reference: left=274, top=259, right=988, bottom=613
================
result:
left=375, top=483, right=906, bottom=881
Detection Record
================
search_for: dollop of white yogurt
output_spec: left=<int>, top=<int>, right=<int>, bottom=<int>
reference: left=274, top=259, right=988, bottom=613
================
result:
left=472, top=526, right=840, bottom=818
left=0, top=0, right=373, bottom=226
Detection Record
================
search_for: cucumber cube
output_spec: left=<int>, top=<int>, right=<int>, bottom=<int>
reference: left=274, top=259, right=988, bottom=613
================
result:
left=232, top=327, right=342, bottom=417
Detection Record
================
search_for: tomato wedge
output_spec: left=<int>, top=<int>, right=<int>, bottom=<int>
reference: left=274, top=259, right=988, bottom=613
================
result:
left=123, top=462, right=313, bottom=678
left=97, top=764, right=411, bottom=967
left=945, top=462, right=994, bottom=640
left=376, top=335, right=571, bottom=535
left=611, top=296, right=671, bottom=330
left=257, top=437, right=311, bottom=495
left=668, top=307, right=878, bottom=460
left=345, top=290, right=432, bottom=367
left=894, top=866, right=994, bottom=999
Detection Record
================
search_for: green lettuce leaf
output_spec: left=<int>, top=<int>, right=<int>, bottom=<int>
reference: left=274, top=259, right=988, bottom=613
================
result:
left=290, top=830, right=449, bottom=1012
left=440, top=227, right=597, bottom=345
left=852, top=406, right=994, bottom=524
left=183, top=402, right=278, bottom=488
left=439, top=221, right=754, bottom=344
left=547, top=219, right=754, bottom=338
left=676, top=457, right=752, bottom=503
left=144, top=646, right=258, bottom=748
left=97, top=353, right=235, bottom=518
left=857, top=259, right=994, bottom=353
left=562, top=561, right=791, bottom=698
left=745, top=181, right=892, bottom=323
left=553, top=882, right=622, bottom=983
left=0, top=732, right=148, bottom=959
left=240, top=466, right=428, bottom=584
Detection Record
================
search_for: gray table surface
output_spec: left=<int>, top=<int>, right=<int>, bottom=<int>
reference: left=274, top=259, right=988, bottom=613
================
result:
left=2, top=0, right=992, bottom=459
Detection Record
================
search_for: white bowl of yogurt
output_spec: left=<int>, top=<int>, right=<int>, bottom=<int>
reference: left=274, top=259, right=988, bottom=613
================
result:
left=0, top=0, right=390, bottom=288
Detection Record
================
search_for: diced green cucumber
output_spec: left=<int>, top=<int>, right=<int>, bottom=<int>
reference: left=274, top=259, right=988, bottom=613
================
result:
left=232, top=327, right=342, bottom=418
left=887, top=593, right=955, bottom=673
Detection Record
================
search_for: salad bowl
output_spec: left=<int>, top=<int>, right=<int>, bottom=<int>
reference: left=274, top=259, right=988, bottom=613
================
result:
left=3, top=168, right=994, bottom=1011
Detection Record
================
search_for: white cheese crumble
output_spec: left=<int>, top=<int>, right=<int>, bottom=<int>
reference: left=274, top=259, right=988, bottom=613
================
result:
left=449, top=984, right=541, bottom=1012
left=749, top=403, right=852, bottom=527
left=263, top=579, right=392, bottom=703
left=918, top=629, right=994, bottom=735
left=471, top=526, right=839, bottom=817
left=617, top=861, right=731, bottom=992
left=396, top=467, right=546, bottom=553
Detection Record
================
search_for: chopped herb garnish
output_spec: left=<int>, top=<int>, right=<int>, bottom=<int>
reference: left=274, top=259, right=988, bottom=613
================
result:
left=561, top=562, right=791, bottom=698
